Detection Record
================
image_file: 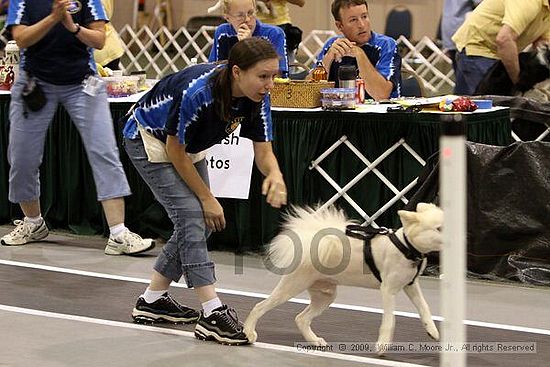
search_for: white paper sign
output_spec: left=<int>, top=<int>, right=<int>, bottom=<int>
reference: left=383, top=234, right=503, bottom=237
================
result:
left=206, top=125, right=254, bottom=199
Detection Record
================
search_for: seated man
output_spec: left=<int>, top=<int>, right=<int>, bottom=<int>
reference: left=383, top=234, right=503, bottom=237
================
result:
left=452, top=0, right=550, bottom=95
left=209, top=0, right=289, bottom=78
left=317, top=0, right=401, bottom=100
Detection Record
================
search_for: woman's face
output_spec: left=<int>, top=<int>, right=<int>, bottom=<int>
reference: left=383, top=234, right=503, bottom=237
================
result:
left=225, top=0, right=257, bottom=34
left=232, top=58, right=279, bottom=102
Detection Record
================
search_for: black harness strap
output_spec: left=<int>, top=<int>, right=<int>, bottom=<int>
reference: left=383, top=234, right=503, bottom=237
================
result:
left=388, top=232, right=424, bottom=263
left=345, top=225, right=390, bottom=284
left=345, top=224, right=390, bottom=239
left=388, top=232, right=425, bottom=285
left=363, top=240, right=382, bottom=283
left=345, top=225, right=426, bottom=285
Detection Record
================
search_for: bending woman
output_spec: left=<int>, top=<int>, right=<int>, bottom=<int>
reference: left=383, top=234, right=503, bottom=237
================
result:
left=123, top=38, right=287, bottom=345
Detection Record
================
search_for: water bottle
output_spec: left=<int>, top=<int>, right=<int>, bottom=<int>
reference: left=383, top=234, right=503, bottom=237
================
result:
left=338, top=65, right=357, bottom=89
left=0, top=40, right=20, bottom=91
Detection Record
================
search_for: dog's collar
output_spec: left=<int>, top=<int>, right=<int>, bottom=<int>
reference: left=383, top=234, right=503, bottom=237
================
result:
left=388, top=232, right=425, bottom=263
left=388, top=232, right=425, bottom=286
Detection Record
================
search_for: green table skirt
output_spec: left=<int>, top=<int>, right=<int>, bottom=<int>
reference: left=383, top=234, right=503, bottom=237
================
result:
left=0, top=95, right=511, bottom=253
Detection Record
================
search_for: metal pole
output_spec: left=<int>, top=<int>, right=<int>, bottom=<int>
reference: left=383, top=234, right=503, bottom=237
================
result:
left=132, top=0, right=139, bottom=29
left=439, top=114, right=467, bottom=367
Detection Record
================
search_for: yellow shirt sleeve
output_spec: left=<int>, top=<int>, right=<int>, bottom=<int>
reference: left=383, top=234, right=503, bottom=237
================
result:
left=95, top=0, right=124, bottom=66
left=101, top=0, right=114, bottom=18
left=256, top=0, right=292, bottom=25
left=502, top=0, right=543, bottom=36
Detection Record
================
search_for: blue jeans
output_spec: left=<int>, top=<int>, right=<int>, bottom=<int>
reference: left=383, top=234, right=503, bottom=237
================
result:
left=454, top=49, right=498, bottom=95
left=124, top=137, right=216, bottom=288
left=8, top=72, right=131, bottom=203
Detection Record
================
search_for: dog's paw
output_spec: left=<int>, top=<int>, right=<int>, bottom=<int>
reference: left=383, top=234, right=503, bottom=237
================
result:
left=426, top=326, right=439, bottom=341
left=244, top=328, right=258, bottom=343
left=375, top=342, right=388, bottom=356
left=375, top=336, right=393, bottom=356
left=312, top=337, right=327, bottom=347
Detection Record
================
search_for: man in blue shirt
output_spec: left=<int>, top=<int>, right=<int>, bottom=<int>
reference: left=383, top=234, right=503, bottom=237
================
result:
left=317, top=0, right=401, bottom=100
left=1, top=0, right=154, bottom=255
left=208, top=0, right=288, bottom=78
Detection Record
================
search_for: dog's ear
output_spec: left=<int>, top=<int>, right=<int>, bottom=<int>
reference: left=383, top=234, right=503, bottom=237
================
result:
left=398, top=210, right=417, bottom=224
left=415, top=203, right=434, bottom=212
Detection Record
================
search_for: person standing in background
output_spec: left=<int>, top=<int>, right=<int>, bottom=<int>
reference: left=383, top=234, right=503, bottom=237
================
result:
left=452, top=0, right=550, bottom=95
left=94, top=0, right=124, bottom=70
left=256, top=0, right=305, bottom=62
left=209, top=0, right=288, bottom=78
left=1, top=0, right=154, bottom=256
left=440, top=0, right=483, bottom=73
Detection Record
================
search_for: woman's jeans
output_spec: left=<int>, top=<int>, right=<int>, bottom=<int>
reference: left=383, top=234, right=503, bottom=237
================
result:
left=8, top=72, right=130, bottom=203
left=124, top=137, right=215, bottom=288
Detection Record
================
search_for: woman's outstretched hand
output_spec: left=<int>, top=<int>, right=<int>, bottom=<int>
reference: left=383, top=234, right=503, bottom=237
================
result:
left=262, top=174, right=287, bottom=208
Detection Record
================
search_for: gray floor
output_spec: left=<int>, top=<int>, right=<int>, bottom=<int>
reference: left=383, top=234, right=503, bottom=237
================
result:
left=1, top=225, right=550, bottom=367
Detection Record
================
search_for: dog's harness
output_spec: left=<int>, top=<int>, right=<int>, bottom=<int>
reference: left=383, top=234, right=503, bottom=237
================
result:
left=345, top=225, right=425, bottom=285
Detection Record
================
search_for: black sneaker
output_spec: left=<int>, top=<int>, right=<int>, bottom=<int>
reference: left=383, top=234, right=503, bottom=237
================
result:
left=194, top=305, right=249, bottom=345
left=132, top=292, right=200, bottom=324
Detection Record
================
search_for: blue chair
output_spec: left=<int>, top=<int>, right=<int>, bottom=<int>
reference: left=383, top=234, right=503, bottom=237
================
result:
left=385, top=5, right=412, bottom=40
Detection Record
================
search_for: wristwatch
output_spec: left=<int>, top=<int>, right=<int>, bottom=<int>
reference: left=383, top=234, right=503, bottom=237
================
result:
left=71, top=23, right=81, bottom=35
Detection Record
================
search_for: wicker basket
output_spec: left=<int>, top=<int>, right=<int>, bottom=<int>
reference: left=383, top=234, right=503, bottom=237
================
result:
left=271, top=80, right=335, bottom=108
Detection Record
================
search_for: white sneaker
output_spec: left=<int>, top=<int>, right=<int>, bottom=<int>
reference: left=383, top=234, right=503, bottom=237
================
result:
left=1, top=219, right=49, bottom=246
left=104, top=229, right=155, bottom=255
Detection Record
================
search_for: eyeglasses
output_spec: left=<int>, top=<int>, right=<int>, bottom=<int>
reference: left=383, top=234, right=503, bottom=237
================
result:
left=227, top=9, right=256, bottom=22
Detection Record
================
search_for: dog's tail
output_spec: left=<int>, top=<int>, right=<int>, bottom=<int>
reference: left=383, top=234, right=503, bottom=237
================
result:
left=267, top=205, right=356, bottom=271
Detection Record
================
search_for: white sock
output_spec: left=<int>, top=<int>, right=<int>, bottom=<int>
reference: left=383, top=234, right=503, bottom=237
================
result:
left=109, top=223, right=127, bottom=238
left=24, top=215, right=43, bottom=226
left=202, top=297, right=223, bottom=317
left=142, top=288, right=168, bottom=304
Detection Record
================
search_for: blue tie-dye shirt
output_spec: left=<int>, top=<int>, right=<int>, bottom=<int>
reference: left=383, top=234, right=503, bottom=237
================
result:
left=123, top=63, right=273, bottom=154
left=317, top=32, right=402, bottom=98
left=209, top=19, right=288, bottom=78
left=6, top=0, right=108, bottom=85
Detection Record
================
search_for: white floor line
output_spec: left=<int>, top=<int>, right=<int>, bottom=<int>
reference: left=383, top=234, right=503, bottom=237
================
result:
left=0, top=304, right=428, bottom=367
left=2, top=259, right=550, bottom=336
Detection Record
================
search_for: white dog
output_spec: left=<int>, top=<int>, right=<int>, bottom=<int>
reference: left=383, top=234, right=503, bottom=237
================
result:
left=208, top=0, right=276, bottom=18
left=244, top=203, right=442, bottom=353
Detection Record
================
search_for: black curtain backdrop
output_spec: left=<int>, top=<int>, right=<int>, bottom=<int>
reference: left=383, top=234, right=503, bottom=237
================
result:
left=0, top=95, right=511, bottom=253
